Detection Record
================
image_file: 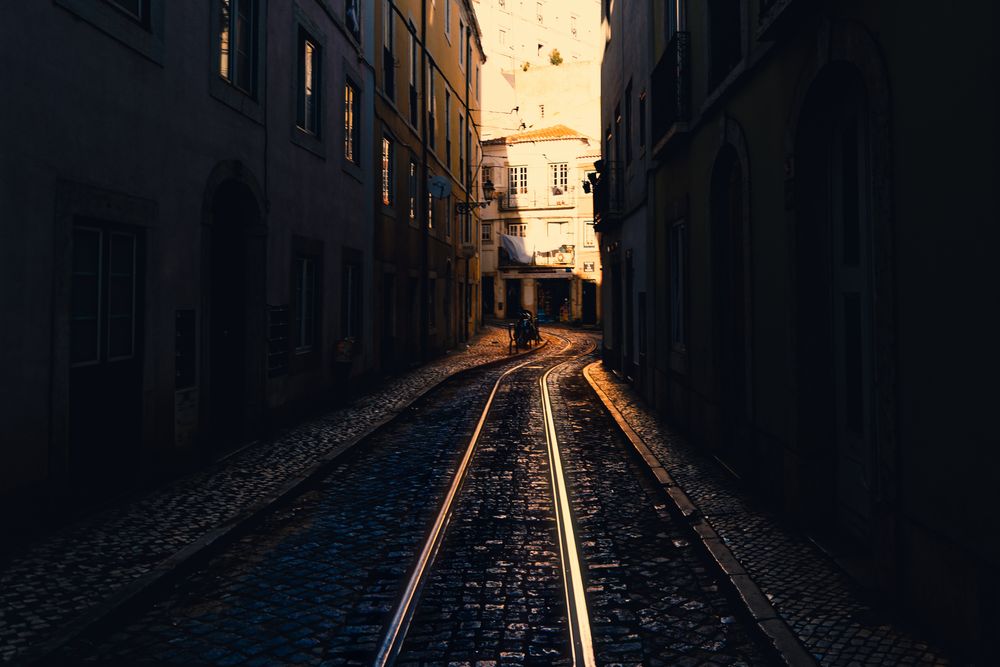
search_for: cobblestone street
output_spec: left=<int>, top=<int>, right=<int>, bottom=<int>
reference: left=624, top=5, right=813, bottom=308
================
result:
left=2, top=329, right=958, bottom=665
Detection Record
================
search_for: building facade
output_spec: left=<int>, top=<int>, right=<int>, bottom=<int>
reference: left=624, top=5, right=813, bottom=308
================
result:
left=596, top=0, right=999, bottom=656
left=372, top=0, right=487, bottom=370
left=0, top=1, right=377, bottom=508
left=481, top=125, right=601, bottom=325
left=474, top=0, right=603, bottom=141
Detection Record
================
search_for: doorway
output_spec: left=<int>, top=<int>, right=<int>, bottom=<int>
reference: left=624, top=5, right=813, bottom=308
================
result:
left=536, top=278, right=570, bottom=323
left=711, top=146, right=751, bottom=465
left=482, top=276, right=495, bottom=318
left=581, top=280, right=597, bottom=324
left=207, top=180, right=265, bottom=450
left=796, top=64, right=875, bottom=546
left=69, top=220, right=145, bottom=495
left=504, top=278, right=522, bottom=319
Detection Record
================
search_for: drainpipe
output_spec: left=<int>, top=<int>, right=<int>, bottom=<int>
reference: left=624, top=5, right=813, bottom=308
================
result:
left=419, top=0, right=430, bottom=361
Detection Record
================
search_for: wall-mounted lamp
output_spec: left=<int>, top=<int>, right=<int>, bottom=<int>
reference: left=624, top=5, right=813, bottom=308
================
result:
left=455, top=179, right=495, bottom=213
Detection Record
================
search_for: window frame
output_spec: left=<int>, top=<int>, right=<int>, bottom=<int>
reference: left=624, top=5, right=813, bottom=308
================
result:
left=296, top=28, right=321, bottom=137
left=381, top=134, right=396, bottom=207
left=344, top=79, right=361, bottom=165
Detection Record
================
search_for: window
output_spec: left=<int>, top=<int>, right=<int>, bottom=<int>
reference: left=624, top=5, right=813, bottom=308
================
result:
left=428, top=67, right=436, bottom=148
left=72, top=226, right=141, bottom=365
left=409, top=159, right=418, bottom=222
left=444, top=0, right=451, bottom=37
left=445, top=91, right=452, bottom=168
left=462, top=210, right=472, bottom=243
left=458, top=116, right=464, bottom=180
left=625, top=81, right=633, bottom=164
left=536, top=1, right=543, bottom=24
left=382, top=135, right=395, bottom=206
left=445, top=193, right=453, bottom=237
left=475, top=65, right=480, bottom=100
left=498, top=0, right=506, bottom=10
left=409, top=30, right=419, bottom=126
left=638, top=91, right=647, bottom=152
left=427, top=188, right=434, bottom=228
left=382, top=0, right=395, bottom=100
left=428, top=278, right=437, bottom=327
left=670, top=221, right=688, bottom=348
left=708, top=0, right=741, bottom=90
left=219, top=0, right=255, bottom=93
left=297, top=31, right=320, bottom=135
left=482, top=165, right=493, bottom=184
left=547, top=221, right=568, bottom=238
left=506, top=222, right=527, bottom=237
left=498, top=29, right=507, bottom=48
left=345, top=0, right=360, bottom=42
left=570, top=14, right=577, bottom=37
left=584, top=221, right=596, bottom=247
left=481, top=222, right=493, bottom=242
left=665, top=0, right=678, bottom=39
left=293, top=255, right=318, bottom=353
left=459, top=19, right=465, bottom=67
left=507, top=167, right=528, bottom=204
left=342, top=257, right=362, bottom=339
left=550, top=163, right=568, bottom=193
left=344, top=81, right=360, bottom=163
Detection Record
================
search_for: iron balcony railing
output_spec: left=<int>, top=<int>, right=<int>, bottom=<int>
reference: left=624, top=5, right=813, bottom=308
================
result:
left=651, top=30, right=691, bottom=147
left=499, top=243, right=576, bottom=268
left=499, top=185, right=578, bottom=211
left=593, top=161, right=622, bottom=226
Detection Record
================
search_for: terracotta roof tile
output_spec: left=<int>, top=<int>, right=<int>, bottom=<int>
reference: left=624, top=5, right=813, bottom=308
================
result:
left=483, top=124, right=590, bottom=146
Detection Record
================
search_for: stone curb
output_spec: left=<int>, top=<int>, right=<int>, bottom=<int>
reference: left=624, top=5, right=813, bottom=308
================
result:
left=582, top=362, right=817, bottom=667
left=22, top=334, right=551, bottom=666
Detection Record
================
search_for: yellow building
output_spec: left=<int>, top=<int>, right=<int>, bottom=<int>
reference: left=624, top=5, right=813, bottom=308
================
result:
left=374, top=0, right=487, bottom=369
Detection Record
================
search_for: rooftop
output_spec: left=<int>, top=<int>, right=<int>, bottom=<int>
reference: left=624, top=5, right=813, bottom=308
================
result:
left=483, top=124, right=591, bottom=146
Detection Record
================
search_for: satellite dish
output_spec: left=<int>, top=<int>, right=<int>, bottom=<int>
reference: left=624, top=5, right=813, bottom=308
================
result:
left=428, top=175, right=451, bottom=199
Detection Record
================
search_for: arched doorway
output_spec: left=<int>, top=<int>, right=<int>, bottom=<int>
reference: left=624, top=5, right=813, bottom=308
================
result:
left=204, top=176, right=266, bottom=451
left=710, top=144, right=751, bottom=465
left=795, top=63, right=875, bottom=545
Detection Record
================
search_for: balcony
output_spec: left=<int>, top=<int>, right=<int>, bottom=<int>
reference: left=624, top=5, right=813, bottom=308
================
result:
left=593, top=161, right=622, bottom=229
left=499, top=243, right=576, bottom=268
left=650, top=30, right=691, bottom=152
left=499, top=185, right=578, bottom=211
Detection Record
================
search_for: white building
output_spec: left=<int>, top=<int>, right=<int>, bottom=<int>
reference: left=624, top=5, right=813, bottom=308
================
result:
left=480, top=125, right=601, bottom=324
left=473, top=0, right=603, bottom=140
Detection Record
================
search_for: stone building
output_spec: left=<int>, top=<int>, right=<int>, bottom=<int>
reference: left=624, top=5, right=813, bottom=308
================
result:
left=0, top=1, right=376, bottom=508
left=481, top=125, right=601, bottom=325
left=372, top=0, right=487, bottom=370
left=596, top=0, right=999, bottom=655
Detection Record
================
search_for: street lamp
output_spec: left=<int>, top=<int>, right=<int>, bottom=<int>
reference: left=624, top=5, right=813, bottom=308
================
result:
left=455, top=179, right=495, bottom=213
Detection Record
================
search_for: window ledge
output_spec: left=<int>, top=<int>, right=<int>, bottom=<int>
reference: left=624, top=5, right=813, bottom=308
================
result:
left=55, top=0, right=165, bottom=65
left=291, top=127, right=326, bottom=158
left=209, top=77, right=265, bottom=125
left=342, top=159, right=363, bottom=183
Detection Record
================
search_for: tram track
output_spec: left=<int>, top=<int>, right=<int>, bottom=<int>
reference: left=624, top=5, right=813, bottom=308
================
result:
left=377, top=332, right=599, bottom=665
left=59, top=328, right=770, bottom=666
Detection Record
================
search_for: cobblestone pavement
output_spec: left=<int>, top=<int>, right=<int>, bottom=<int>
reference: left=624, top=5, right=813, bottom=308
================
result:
left=55, top=329, right=777, bottom=666
left=0, top=327, right=522, bottom=663
left=548, top=348, right=768, bottom=666
left=585, top=364, right=954, bottom=666
left=61, top=337, right=572, bottom=665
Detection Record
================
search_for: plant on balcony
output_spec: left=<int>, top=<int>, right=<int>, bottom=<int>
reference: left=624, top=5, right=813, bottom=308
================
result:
left=549, top=49, right=563, bottom=66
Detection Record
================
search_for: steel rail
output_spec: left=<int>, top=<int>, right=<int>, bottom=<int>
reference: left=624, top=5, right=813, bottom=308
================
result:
left=540, top=338, right=598, bottom=667
left=374, top=333, right=573, bottom=667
